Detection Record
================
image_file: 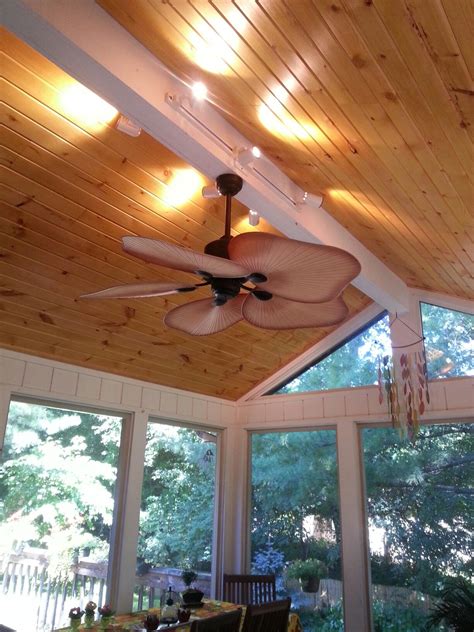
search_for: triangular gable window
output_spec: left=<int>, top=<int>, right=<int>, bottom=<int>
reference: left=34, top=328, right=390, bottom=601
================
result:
left=272, top=312, right=391, bottom=394
left=420, top=302, right=473, bottom=379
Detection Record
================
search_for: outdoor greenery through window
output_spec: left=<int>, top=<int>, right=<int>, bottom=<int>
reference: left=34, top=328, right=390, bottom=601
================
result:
left=362, top=423, right=473, bottom=631
left=133, top=421, right=217, bottom=610
left=420, top=302, right=474, bottom=379
left=250, top=430, right=343, bottom=631
left=275, top=313, right=391, bottom=394
left=0, top=400, right=123, bottom=631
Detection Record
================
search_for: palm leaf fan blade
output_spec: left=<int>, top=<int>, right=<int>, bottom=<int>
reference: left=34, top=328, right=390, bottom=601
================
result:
left=81, top=282, right=197, bottom=299
left=228, top=233, right=361, bottom=303
left=164, top=295, right=246, bottom=335
left=242, top=294, right=349, bottom=330
left=122, top=236, right=250, bottom=278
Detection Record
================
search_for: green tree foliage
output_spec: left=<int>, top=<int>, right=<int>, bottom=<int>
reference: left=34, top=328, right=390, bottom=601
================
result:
left=0, top=402, right=121, bottom=569
left=420, top=303, right=474, bottom=379
left=364, top=424, right=474, bottom=594
left=137, top=424, right=216, bottom=572
left=276, top=314, right=391, bottom=394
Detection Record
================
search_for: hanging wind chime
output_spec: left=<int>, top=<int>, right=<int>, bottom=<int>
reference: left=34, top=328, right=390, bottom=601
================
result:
left=377, top=315, right=430, bottom=441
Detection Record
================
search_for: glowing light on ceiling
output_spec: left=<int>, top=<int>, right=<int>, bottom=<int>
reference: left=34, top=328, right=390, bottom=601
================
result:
left=164, top=169, right=204, bottom=207
left=192, top=82, right=208, bottom=101
left=258, top=91, right=320, bottom=142
left=59, top=83, right=118, bottom=127
left=184, top=9, right=245, bottom=75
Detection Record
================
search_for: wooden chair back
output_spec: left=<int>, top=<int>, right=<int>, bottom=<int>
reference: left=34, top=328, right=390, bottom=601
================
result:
left=241, top=598, right=291, bottom=632
left=223, top=574, right=276, bottom=605
left=189, top=608, right=242, bottom=632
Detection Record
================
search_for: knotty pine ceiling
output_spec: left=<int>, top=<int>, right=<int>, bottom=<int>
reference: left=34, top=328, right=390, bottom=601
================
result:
left=1, top=0, right=473, bottom=400
left=1, top=30, right=371, bottom=399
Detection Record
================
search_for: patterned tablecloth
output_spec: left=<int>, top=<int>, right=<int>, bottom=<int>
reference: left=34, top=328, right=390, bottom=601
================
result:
left=57, top=601, right=302, bottom=632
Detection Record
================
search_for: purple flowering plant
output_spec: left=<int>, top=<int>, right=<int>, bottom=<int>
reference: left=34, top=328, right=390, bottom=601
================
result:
left=69, top=607, right=85, bottom=620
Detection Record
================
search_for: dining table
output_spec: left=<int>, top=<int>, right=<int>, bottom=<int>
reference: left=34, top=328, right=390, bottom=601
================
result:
left=56, top=600, right=302, bottom=631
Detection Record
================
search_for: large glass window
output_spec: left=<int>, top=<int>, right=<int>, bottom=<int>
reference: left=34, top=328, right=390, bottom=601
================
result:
left=133, top=422, right=218, bottom=610
left=0, top=400, right=123, bottom=631
left=420, top=302, right=474, bottom=379
left=275, top=313, right=391, bottom=394
left=250, top=430, right=343, bottom=631
left=363, top=422, right=473, bottom=631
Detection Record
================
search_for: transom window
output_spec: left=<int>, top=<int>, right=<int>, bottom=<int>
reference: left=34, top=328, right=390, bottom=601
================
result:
left=274, top=313, right=391, bottom=394
left=420, top=302, right=474, bottom=379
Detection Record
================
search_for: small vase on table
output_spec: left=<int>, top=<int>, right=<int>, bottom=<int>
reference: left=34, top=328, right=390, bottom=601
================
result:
left=98, top=604, right=115, bottom=631
left=84, top=601, right=97, bottom=629
left=68, top=607, right=84, bottom=632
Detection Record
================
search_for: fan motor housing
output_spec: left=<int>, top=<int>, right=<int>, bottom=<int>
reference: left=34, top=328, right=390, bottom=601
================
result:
left=210, top=277, right=243, bottom=306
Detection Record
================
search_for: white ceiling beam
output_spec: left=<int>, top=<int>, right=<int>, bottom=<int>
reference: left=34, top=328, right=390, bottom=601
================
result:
left=3, top=0, right=410, bottom=313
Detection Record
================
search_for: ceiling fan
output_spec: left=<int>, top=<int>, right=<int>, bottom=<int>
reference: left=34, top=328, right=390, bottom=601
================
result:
left=82, top=174, right=361, bottom=335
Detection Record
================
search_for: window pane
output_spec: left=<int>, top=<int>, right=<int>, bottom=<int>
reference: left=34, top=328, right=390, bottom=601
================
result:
left=134, top=422, right=217, bottom=610
left=363, top=423, right=473, bottom=631
left=276, top=313, right=390, bottom=394
left=250, top=430, right=343, bottom=631
left=420, top=302, right=474, bottom=379
left=0, top=400, right=123, bottom=631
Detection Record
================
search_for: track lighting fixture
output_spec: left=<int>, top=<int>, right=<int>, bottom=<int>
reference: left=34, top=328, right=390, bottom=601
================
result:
left=202, top=185, right=222, bottom=199
left=115, top=115, right=142, bottom=137
left=248, top=209, right=260, bottom=226
left=234, top=145, right=261, bottom=169
left=295, top=191, right=324, bottom=212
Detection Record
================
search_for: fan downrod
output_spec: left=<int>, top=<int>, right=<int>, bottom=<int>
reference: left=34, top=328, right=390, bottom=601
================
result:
left=205, top=173, right=244, bottom=258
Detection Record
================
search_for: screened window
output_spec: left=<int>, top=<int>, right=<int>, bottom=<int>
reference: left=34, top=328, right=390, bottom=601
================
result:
left=420, top=302, right=474, bottom=379
left=250, top=430, right=343, bottom=631
left=362, top=422, right=473, bottom=631
left=133, top=422, right=218, bottom=610
left=0, top=400, right=123, bottom=631
left=275, top=313, right=391, bottom=394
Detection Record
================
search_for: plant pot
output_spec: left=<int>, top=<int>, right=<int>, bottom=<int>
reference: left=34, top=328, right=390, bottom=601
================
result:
left=181, top=588, right=204, bottom=605
left=100, top=616, right=113, bottom=630
left=302, top=577, right=320, bottom=593
left=84, top=613, right=95, bottom=629
left=69, top=620, right=81, bottom=632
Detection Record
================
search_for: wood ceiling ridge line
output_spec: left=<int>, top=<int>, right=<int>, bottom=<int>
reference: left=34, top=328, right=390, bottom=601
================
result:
left=0, top=259, right=299, bottom=366
left=1, top=119, right=222, bottom=251
left=1, top=145, right=212, bottom=256
left=341, top=0, right=472, bottom=177
left=0, top=291, right=282, bottom=380
left=0, top=336, right=242, bottom=399
left=0, top=312, right=257, bottom=391
left=2, top=59, right=233, bottom=241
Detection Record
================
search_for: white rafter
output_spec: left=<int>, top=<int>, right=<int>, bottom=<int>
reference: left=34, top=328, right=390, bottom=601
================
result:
left=3, top=0, right=410, bottom=313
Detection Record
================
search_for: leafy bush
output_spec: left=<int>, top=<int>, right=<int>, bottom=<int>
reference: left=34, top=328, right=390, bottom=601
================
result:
left=426, top=577, right=474, bottom=632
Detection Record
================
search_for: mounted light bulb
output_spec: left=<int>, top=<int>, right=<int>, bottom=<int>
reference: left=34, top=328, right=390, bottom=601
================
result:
left=235, top=146, right=262, bottom=168
left=248, top=209, right=260, bottom=226
left=192, top=82, right=208, bottom=101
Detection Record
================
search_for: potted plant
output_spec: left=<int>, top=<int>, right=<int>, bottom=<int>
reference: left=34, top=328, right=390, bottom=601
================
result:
left=286, top=558, right=327, bottom=593
left=181, top=569, right=204, bottom=606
